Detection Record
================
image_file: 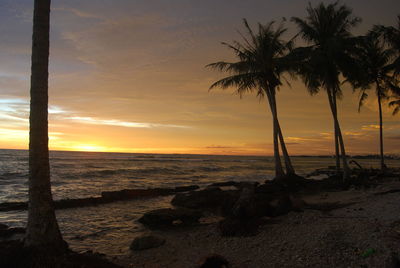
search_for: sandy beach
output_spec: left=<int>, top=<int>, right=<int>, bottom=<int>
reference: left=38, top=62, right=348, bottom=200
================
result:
left=115, top=180, right=400, bottom=268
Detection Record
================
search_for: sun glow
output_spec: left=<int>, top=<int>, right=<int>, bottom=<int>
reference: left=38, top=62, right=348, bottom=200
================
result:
left=70, top=144, right=107, bottom=152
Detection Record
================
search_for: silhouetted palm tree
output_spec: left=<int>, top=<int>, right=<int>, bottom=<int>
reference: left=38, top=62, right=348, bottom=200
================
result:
left=207, top=19, right=296, bottom=178
left=374, top=15, right=400, bottom=75
left=353, top=34, right=400, bottom=170
left=292, top=1, right=361, bottom=180
left=25, top=0, right=65, bottom=250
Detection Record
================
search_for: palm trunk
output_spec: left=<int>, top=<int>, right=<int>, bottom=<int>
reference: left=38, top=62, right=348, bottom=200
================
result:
left=272, top=111, right=284, bottom=178
left=327, top=89, right=340, bottom=173
left=328, top=88, right=350, bottom=181
left=25, top=0, right=65, bottom=250
left=334, top=123, right=340, bottom=172
left=377, top=88, right=385, bottom=171
left=264, top=88, right=284, bottom=178
left=270, top=93, right=295, bottom=175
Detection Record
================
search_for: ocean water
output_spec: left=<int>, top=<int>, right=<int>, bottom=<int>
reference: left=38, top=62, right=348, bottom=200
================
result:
left=0, top=149, right=398, bottom=256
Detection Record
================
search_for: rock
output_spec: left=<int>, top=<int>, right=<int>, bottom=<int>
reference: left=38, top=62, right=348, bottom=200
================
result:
left=138, top=208, right=202, bottom=228
left=174, top=185, right=199, bottom=192
left=272, top=174, right=308, bottom=192
left=235, top=181, right=259, bottom=190
left=199, top=254, right=230, bottom=268
left=232, top=185, right=256, bottom=218
left=256, top=182, right=284, bottom=194
left=101, top=188, right=172, bottom=200
left=130, top=235, right=166, bottom=251
left=171, top=188, right=239, bottom=210
left=289, top=195, right=306, bottom=212
left=0, top=202, right=27, bottom=212
left=0, top=227, right=25, bottom=238
left=209, top=181, right=238, bottom=187
left=269, top=195, right=292, bottom=216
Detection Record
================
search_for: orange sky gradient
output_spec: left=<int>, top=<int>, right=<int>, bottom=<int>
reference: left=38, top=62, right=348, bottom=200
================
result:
left=0, top=0, right=399, bottom=155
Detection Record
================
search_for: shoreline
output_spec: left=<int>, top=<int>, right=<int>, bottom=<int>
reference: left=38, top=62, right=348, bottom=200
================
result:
left=1, top=168, right=399, bottom=267
left=115, top=178, right=400, bottom=268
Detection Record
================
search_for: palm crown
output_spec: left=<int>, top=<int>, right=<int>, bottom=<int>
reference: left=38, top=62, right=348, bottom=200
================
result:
left=207, top=19, right=292, bottom=98
left=291, top=1, right=361, bottom=95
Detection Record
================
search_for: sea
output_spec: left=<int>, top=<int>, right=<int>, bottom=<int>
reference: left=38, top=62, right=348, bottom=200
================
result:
left=0, top=149, right=399, bottom=256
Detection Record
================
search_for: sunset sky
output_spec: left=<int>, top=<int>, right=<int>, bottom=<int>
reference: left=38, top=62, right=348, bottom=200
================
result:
left=0, top=0, right=399, bottom=155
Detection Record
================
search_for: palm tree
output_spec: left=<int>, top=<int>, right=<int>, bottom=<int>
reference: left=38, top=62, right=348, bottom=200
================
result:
left=207, top=19, right=296, bottom=178
left=25, top=0, right=66, bottom=251
left=374, top=15, right=400, bottom=75
left=354, top=34, right=400, bottom=170
left=292, top=1, right=361, bottom=180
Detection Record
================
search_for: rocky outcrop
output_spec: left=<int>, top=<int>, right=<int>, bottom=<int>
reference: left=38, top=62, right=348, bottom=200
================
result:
left=171, top=188, right=239, bottom=211
left=0, top=224, right=25, bottom=238
left=130, top=234, right=166, bottom=251
left=138, top=208, right=202, bottom=228
left=0, top=185, right=200, bottom=212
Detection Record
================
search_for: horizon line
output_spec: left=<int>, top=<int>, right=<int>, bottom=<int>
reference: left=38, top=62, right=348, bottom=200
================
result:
left=1, top=148, right=398, bottom=158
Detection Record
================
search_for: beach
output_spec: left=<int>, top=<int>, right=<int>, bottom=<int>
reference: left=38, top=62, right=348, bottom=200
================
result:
left=116, top=180, right=400, bottom=268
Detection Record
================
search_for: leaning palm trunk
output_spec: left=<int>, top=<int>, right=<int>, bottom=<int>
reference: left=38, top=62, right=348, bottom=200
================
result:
left=334, top=124, right=340, bottom=172
left=265, top=88, right=285, bottom=178
left=329, top=91, right=341, bottom=173
left=272, top=109, right=285, bottom=178
left=377, top=89, right=385, bottom=170
left=270, top=93, right=295, bottom=175
left=25, top=0, right=65, bottom=249
left=277, top=122, right=295, bottom=174
left=327, top=88, right=350, bottom=180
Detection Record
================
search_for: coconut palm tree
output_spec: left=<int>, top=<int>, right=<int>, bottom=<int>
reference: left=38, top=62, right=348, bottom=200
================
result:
left=207, top=19, right=296, bottom=178
left=353, top=34, right=400, bottom=170
left=291, top=1, right=361, bottom=180
left=25, top=0, right=65, bottom=250
left=374, top=15, right=400, bottom=75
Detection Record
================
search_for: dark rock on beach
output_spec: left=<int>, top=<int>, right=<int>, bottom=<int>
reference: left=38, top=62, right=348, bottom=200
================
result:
left=101, top=188, right=173, bottom=200
left=138, top=208, right=202, bottom=228
left=130, top=234, right=166, bottom=251
left=199, top=254, right=230, bottom=268
left=209, top=181, right=238, bottom=187
left=171, top=187, right=239, bottom=210
left=0, top=224, right=25, bottom=239
left=174, top=185, right=199, bottom=192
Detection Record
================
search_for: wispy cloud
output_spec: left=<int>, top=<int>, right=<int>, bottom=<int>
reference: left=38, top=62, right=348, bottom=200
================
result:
left=53, top=7, right=104, bottom=20
left=66, top=116, right=189, bottom=129
left=361, top=124, right=381, bottom=130
left=205, top=145, right=234, bottom=149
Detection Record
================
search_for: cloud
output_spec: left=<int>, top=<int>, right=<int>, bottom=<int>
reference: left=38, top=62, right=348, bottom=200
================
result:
left=66, top=116, right=189, bottom=129
left=53, top=7, right=104, bottom=20
left=361, top=124, right=381, bottom=130
left=205, top=145, right=235, bottom=149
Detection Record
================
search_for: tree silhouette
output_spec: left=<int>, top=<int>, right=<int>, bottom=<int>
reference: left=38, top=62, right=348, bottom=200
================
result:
left=207, top=19, right=296, bottom=178
left=25, top=0, right=66, bottom=251
left=352, top=33, right=400, bottom=170
left=291, top=1, right=361, bottom=180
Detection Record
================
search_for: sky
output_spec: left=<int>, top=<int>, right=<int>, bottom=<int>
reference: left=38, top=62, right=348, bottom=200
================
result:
left=0, top=0, right=399, bottom=155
